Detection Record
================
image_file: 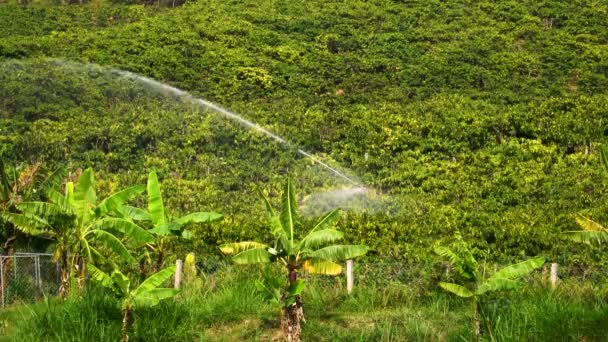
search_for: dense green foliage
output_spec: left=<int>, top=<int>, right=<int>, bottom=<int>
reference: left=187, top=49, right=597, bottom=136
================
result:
left=1, top=0, right=608, bottom=268
left=434, top=230, right=545, bottom=340
left=1, top=167, right=156, bottom=296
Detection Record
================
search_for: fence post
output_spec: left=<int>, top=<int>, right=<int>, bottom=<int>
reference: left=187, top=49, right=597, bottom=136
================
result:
left=550, top=263, right=559, bottom=288
left=55, top=261, right=60, bottom=291
left=35, top=255, right=42, bottom=297
left=1, top=256, right=5, bottom=307
left=346, top=259, right=354, bottom=294
left=174, top=259, right=183, bottom=289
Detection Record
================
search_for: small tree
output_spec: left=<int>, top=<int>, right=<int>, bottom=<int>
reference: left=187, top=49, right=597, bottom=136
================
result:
left=0, top=160, right=65, bottom=297
left=435, top=231, right=545, bottom=342
left=564, top=147, right=608, bottom=245
left=1, top=168, right=153, bottom=296
left=89, top=264, right=179, bottom=342
left=221, top=180, right=368, bottom=342
left=118, top=170, right=223, bottom=273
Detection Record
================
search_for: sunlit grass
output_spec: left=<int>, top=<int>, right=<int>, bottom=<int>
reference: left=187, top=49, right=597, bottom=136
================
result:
left=1, top=266, right=606, bottom=341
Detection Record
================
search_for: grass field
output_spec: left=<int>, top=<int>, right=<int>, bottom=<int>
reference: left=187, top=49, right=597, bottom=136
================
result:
left=1, top=265, right=606, bottom=341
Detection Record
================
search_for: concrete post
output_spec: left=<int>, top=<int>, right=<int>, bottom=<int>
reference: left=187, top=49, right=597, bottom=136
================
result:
left=550, top=263, right=559, bottom=288
left=346, top=260, right=354, bottom=294
left=175, top=259, right=183, bottom=289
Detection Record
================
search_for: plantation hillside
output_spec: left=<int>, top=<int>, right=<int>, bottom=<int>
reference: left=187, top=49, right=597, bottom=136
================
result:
left=1, top=0, right=608, bottom=266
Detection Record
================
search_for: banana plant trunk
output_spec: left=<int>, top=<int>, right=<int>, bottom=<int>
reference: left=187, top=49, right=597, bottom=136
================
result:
left=473, top=298, right=481, bottom=342
left=122, top=305, right=133, bottom=342
left=77, top=256, right=87, bottom=295
left=1, top=236, right=15, bottom=299
left=139, top=259, right=149, bottom=280
left=154, top=251, right=163, bottom=273
left=282, top=267, right=303, bottom=342
left=68, top=255, right=87, bottom=296
left=58, top=251, right=70, bottom=299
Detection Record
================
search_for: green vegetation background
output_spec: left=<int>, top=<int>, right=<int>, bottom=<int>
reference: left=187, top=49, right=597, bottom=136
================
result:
left=1, top=0, right=608, bottom=268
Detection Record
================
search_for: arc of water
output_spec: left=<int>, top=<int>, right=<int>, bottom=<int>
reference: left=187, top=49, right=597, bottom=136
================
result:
left=112, top=69, right=361, bottom=186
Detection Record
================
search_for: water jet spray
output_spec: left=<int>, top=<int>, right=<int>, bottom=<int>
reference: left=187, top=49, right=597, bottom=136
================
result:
left=112, top=69, right=361, bottom=186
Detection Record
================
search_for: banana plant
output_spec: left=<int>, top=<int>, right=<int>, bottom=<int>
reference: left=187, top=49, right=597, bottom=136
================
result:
left=0, top=161, right=65, bottom=252
left=119, top=170, right=223, bottom=273
left=220, top=179, right=368, bottom=342
left=1, top=168, right=153, bottom=297
left=564, top=147, right=608, bottom=245
left=435, top=231, right=545, bottom=342
left=565, top=214, right=608, bottom=245
left=0, top=160, right=65, bottom=298
left=89, top=264, right=179, bottom=342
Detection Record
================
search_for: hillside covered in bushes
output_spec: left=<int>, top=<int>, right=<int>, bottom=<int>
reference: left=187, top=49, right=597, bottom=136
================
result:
left=1, top=0, right=608, bottom=266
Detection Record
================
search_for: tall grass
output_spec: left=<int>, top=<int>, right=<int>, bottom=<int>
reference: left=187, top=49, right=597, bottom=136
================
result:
left=482, top=280, right=608, bottom=341
left=5, top=286, right=122, bottom=342
left=1, top=266, right=606, bottom=341
left=1, top=265, right=276, bottom=342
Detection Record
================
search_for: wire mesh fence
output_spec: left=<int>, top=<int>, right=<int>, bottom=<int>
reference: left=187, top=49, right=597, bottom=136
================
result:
left=1, top=253, right=60, bottom=307
left=2, top=253, right=607, bottom=308
left=189, top=257, right=608, bottom=294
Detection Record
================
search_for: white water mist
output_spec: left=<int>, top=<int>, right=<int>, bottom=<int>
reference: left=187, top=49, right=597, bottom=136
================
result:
left=112, top=69, right=360, bottom=186
left=11, top=59, right=386, bottom=214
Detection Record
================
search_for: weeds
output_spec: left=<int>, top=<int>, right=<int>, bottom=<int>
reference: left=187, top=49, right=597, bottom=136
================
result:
left=1, top=266, right=607, bottom=341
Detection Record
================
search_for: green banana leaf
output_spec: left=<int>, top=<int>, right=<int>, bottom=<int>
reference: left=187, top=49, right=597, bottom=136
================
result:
left=439, top=282, right=474, bottom=298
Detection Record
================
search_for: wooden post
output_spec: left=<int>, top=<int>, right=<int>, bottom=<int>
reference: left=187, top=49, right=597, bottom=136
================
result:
left=34, top=255, right=40, bottom=298
left=346, top=260, right=354, bottom=294
left=1, top=256, right=5, bottom=307
left=174, top=259, right=183, bottom=289
left=35, top=255, right=40, bottom=288
left=550, top=263, right=559, bottom=288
